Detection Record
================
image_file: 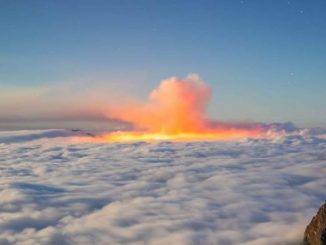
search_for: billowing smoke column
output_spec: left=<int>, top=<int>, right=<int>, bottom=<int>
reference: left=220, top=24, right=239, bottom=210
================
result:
left=103, top=74, right=269, bottom=141
left=108, top=74, right=212, bottom=133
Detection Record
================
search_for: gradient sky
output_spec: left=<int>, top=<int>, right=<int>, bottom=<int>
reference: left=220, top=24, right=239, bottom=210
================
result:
left=1, top=0, right=325, bottom=128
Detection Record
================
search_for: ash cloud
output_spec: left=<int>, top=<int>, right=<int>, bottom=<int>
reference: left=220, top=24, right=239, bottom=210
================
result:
left=107, top=74, right=212, bottom=133
left=0, top=83, right=128, bottom=131
left=105, top=74, right=300, bottom=137
left=0, top=74, right=301, bottom=134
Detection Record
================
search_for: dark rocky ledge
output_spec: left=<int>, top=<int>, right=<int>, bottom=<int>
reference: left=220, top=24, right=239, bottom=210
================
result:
left=304, top=201, right=326, bottom=245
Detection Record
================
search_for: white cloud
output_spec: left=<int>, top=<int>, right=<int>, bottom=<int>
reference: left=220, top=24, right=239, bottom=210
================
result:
left=0, top=130, right=325, bottom=244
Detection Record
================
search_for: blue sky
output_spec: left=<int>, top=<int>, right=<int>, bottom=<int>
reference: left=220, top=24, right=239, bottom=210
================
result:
left=0, top=0, right=325, bottom=127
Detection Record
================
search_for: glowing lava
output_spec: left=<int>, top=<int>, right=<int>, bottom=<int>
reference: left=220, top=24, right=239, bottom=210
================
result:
left=99, top=74, right=265, bottom=142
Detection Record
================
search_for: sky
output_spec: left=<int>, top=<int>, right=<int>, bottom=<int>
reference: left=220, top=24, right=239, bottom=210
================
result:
left=0, top=0, right=326, bottom=129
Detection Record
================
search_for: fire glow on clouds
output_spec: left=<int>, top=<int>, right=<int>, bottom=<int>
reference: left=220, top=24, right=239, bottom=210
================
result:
left=0, top=75, right=325, bottom=244
left=0, top=74, right=296, bottom=141
left=98, top=74, right=267, bottom=142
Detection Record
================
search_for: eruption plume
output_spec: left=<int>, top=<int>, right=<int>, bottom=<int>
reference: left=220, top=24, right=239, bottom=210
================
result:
left=101, top=74, right=265, bottom=142
left=108, top=74, right=211, bottom=133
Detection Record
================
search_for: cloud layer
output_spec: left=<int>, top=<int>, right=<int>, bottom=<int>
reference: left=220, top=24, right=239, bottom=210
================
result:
left=0, top=130, right=325, bottom=244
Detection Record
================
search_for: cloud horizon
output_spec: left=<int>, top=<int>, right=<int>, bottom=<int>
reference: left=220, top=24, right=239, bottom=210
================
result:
left=0, top=74, right=321, bottom=132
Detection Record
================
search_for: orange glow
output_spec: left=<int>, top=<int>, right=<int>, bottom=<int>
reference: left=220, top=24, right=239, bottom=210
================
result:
left=99, top=129, right=262, bottom=142
left=106, top=74, right=211, bottom=133
left=98, top=74, right=266, bottom=142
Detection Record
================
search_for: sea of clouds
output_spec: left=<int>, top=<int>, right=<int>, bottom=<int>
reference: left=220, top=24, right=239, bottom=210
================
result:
left=0, top=129, right=325, bottom=245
